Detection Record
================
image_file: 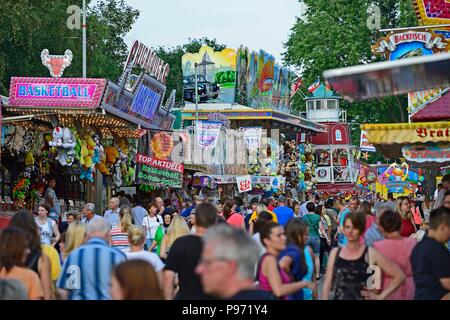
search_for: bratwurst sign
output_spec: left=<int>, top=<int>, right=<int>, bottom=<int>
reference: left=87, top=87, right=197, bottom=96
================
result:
left=135, top=153, right=184, bottom=187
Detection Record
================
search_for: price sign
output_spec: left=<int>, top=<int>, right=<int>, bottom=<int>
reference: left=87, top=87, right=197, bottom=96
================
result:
left=236, top=175, right=252, bottom=193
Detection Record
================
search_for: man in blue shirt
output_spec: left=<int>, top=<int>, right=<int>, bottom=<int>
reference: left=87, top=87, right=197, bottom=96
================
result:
left=104, top=197, right=120, bottom=227
left=181, top=195, right=203, bottom=218
left=273, top=196, right=294, bottom=226
left=56, top=217, right=126, bottom=300
left=131, top=196, right=147, bottom=226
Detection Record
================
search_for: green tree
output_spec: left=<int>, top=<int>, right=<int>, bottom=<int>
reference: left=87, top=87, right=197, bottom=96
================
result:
left=283, top=0, right=418, bottom=162
left=154, top=37, right=227, bottom=104
left=0, top=0, right=139, bottom=95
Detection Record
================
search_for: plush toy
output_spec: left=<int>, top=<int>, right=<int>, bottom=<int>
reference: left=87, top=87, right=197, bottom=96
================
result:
left=96, top=145, right=110, bottom=176
left=114, top=163, right=122, bottom=187
left=61, top=128, right=76, bottom=166
left=92, top=134, right=101, bottom=165
left=80, top=166, right=94, bottom=182
left=25, top=152, right=35, bottom=166
left=105, top=146, right=119, bottom=165
left=49, top=127, right=64, bottom=148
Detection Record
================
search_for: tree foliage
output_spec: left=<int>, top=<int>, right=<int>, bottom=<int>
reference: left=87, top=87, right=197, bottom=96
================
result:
left=154, top=37, right=227, bottom=105
left=0, top=0, right=139, bottom=95
left=283, top=0, right=418, bottom=161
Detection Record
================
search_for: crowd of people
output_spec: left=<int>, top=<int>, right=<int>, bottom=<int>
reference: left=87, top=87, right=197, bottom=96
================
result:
left=0, top=174, right=449, bottom=300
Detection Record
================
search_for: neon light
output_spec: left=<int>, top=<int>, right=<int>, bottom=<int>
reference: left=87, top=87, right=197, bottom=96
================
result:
left=9, top=77, right=107, bottom=108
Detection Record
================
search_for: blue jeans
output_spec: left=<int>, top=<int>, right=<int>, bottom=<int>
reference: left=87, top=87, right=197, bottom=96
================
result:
left=307, top=235, right=321, bottom=255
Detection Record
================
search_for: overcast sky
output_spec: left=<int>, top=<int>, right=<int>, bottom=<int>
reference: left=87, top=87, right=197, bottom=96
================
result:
left=122, top=0, right=305, bottom=63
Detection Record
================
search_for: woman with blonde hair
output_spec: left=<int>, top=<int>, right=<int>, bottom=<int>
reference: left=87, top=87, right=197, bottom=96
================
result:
left=126, top=226, right=164, bottom=285
left=396, top=196, right=416, bottom=237
left=249, top=204, right=278, bottom=235
left=159, top=215, right=190, bottom=260
left=110, top=205, right=134, bottom=253
left=62, top=222, right=86, bottom=262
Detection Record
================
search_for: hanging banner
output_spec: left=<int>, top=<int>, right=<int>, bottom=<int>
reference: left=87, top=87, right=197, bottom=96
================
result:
left=135, top=154, right=184, bottom=187
left=196, top=121, right=222, bottom=150
left=360, top=129, right=376, bottom=152
left=236, top=175, right=252, bottom=193
left=240, top=127, right=262, bottom=150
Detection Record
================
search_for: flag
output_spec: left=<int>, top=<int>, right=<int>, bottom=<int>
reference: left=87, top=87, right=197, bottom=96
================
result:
left=290, top=78, right=303, bottom=97
left=307, top=78, right=320, bottom=93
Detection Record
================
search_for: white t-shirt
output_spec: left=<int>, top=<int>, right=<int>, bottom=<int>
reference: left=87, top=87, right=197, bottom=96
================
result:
left=142, top=215, right=162, bottom=239
left=35, top=217, right=56, bottom=245
left=126, top=251, right=165, bottom=272
left=251, top=233, right=265, bottom=257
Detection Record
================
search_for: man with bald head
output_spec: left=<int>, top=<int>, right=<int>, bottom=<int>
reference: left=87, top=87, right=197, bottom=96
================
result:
left=104, top=197, right=120, bottom=227
left=155, top=197, right=165, bottom=215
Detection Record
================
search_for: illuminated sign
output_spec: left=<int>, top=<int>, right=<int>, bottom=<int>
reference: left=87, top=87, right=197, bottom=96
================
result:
left=130, top=74, right=165, bottom=120
left=9, top=77, right=106, bottom=109
left=414, top=0, right=450, bottom=25
left=416, top=127, right=450, bottom=139
left=402, top=142, right=450, bottom=164
left=372, top=31, right=447, bottom=61
left=124, top=40, right=170, bottom=84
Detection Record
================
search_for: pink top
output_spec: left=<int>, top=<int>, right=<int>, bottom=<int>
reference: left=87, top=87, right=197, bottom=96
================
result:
left=411, top=208, right=422, bottom=225
left=360, top=215, right=376, bottom=244
left=373, top=238, right=417, bottom=300
left=226, top=213, right=244, bottom=229
left=258, top=254, right=291, bottom=300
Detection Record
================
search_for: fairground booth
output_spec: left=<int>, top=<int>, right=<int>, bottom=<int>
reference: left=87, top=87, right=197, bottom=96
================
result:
left=177, top=45, right=328, bottom=202
left=0, top=41, right=178, bottom=223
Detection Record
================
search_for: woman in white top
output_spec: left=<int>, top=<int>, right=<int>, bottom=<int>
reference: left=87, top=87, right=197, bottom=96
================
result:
left=142, top=203, right=162, bottom=250
left=251, top=211, right=274, bottom=256
left=126, top=226, right=165, bottom=286
left=35, top=203, right=60, bottom=246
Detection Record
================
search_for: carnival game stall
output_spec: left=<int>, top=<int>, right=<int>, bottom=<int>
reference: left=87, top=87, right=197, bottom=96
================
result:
left=1, top=42, right=177, bottom=214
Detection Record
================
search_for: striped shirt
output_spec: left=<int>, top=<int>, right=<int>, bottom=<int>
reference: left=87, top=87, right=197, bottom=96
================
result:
left=56, top=238, right=126, bottom=300
left=110, top=227, right=131, bottom=253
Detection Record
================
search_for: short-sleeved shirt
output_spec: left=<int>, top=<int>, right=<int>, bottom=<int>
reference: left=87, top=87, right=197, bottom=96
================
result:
left=110, top=227, right=131, bottom=253
left=56, top=238, right=126, bottom=300
left=142, top=215, right=162, bottom=239
left=303, top=213, right=321, bottom=237
left=273, top=206, right=295, bottom=226
left=126, top=251, right=165, bottom=272
left=249, top=210, right=279, bottom=223
left=411, top=236, right=450, bottom=300
left=364, top=223, right=384, bottom=247
left=104, top=209, right=120, bottom=227
left=164, top=235, right=211, bottom=300
left=279, top=244, right=307, bottom=300
left=226, top=213, right=244, bottom=229
left=132, top=205, right=148, bottom=226
left=0, top=266, right=44, bottom=300
left=41, top=244, right=61, bottom=281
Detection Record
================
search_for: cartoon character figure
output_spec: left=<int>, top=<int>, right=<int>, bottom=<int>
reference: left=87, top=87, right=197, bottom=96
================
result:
left=384, top=162, right=409, bottom=181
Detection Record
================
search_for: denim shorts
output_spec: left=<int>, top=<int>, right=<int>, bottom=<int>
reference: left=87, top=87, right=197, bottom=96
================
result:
left=144, top=238, right=154, bottom=251
left=307, top=235, right=321, bottom=255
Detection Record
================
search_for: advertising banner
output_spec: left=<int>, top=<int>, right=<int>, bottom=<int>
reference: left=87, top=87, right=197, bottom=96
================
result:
left=196, top=121, right=222, bottom=150
left=240, top=127, right=262, bottom=150
left=135, top=154, right=183, bottom=187
left=9, top=77, right=106, bottom=109
left=360, top=130, right=376, bottom=152
left=235, top=46, right=291, bottom=110
left=236, top=175, right=252, bottom=193
left=402, top=142, right=450, bottom=164
left=182, top=46, right=236, bottom=104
